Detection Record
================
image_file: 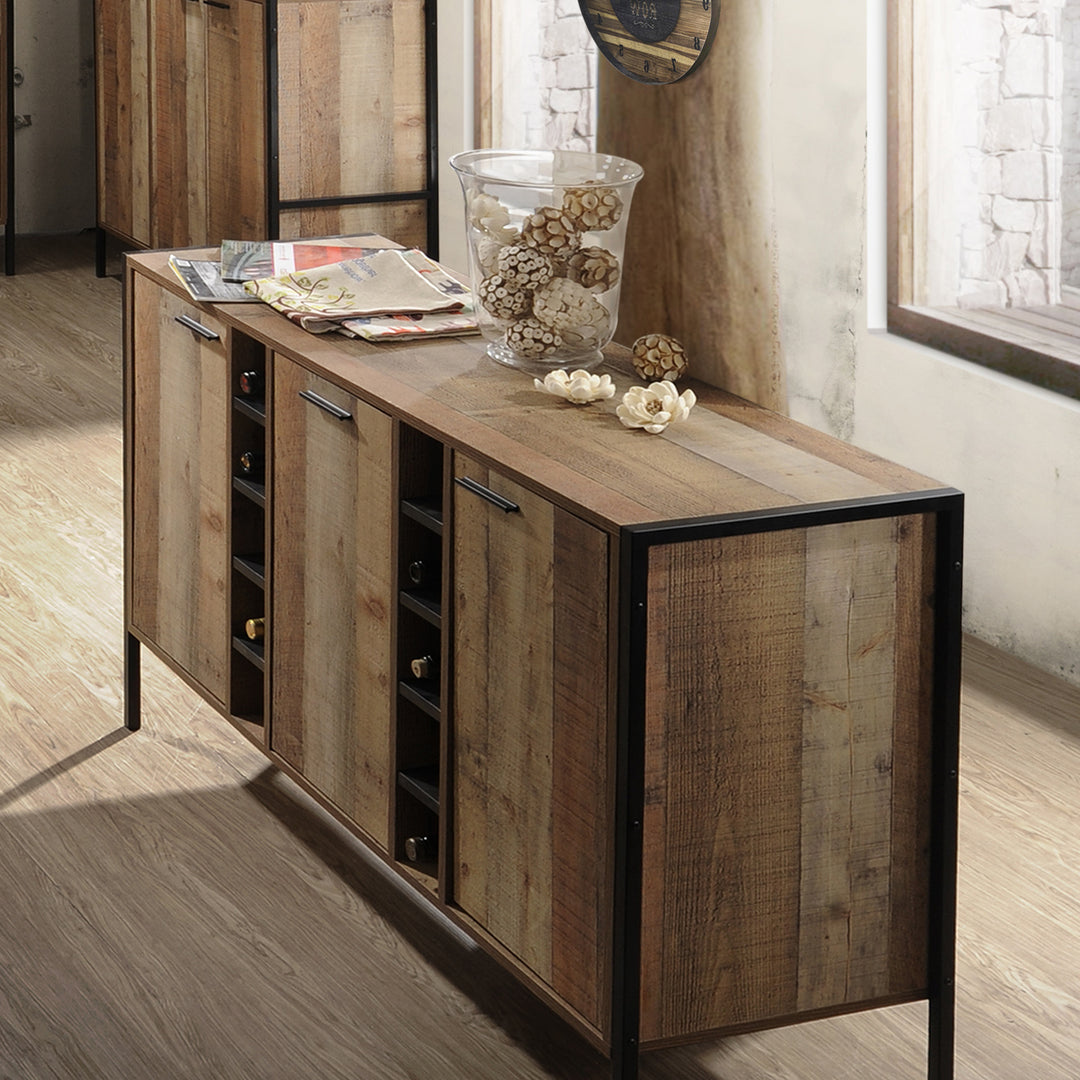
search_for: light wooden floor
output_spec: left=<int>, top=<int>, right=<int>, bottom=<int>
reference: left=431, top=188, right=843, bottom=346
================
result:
left=2, top=234, right=1079, bottom=1079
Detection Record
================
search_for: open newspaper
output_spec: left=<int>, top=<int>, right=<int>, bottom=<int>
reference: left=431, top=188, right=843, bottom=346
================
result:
left=219, top=238, right=383, bottom=281
left=168, top=242, right=478, bottom=340
left=242, top=248, right=477, bottom=340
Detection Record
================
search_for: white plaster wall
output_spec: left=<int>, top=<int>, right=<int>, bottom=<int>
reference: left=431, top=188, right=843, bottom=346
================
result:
left=12, top=0, right=95, bottom=233
left=771, top=1, right=1080, bottom=686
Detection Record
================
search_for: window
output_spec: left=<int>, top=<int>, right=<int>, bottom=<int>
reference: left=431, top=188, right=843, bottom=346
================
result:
left=889, top=0, right=1080, bottom=399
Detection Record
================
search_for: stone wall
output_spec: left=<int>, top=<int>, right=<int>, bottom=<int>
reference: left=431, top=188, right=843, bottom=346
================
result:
left=497, top=0, right=597, bottom=151
left=957, top=0, right=1063, bottom=307
left=1061, top=1, right=1080, bottom=283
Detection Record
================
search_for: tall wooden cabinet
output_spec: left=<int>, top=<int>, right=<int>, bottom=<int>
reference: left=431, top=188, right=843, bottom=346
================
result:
left=96, top=0, right=435, bottom=266
left=124, top=243, right=963, bottom=1080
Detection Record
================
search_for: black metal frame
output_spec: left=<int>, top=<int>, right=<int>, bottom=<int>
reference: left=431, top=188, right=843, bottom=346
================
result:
left=4, top=0, right=14, bottom=275
left=264, top=0, right=440, bottom=258
left=611, top=488, right=964, bottom=1080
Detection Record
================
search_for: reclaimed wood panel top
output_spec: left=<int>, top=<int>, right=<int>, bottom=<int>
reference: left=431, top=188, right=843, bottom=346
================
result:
left=128, top=244, right=948, bottom=533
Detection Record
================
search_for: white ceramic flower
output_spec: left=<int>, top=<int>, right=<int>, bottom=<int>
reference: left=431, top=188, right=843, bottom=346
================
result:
left=616, top=381, right=697, bottom=433
left=533, top=369, right=616, bottom=405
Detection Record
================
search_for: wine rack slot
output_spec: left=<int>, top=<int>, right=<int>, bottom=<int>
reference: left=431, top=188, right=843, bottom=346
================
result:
left=228, top=338, right=270, bottom=738
left=393, top=424, right=446, bottom=891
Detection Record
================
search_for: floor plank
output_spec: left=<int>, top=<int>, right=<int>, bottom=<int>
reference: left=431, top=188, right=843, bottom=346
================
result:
left=2, top=235, right=1079, bottom=1077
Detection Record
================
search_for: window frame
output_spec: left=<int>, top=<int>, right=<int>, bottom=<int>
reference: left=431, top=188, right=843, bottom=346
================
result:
left=887, top=0, right=1080, bottom=400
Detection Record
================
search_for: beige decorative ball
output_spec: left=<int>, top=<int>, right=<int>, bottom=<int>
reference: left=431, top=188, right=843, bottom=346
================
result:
left=506, top=317, right=563, bottom=358
left=532, top=277, right=607, bottom=335
left=632, top=334, right=689, bottom=381
left=496, top=244, right=554, bottom=289
left=475, top=236, right=507, bottom=275
left=478, top=274, right=532, bottom=321
left=520, top=206, right=581, bottom=259
left=565, top=246, right=620, bottom=293
left=561, top=184, right=623, bottom=231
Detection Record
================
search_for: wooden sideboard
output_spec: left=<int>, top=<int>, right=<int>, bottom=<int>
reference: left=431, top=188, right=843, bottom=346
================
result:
left=123, top=243, right=963, bottom=1079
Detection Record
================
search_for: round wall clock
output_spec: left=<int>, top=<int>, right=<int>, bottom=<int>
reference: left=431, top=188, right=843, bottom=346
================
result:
left=578, top=0, right=720, bottom=85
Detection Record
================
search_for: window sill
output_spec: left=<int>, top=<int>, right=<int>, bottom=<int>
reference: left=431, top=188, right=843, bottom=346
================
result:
left=889, top=300, right=1080, bottom=402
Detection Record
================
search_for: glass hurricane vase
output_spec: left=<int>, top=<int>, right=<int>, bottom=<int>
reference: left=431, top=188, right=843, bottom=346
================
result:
left=450, top=148, right=643, bottom=373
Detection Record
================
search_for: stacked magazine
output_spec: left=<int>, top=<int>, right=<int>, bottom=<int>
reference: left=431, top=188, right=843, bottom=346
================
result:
left=169, top=239, right=478, bottom=342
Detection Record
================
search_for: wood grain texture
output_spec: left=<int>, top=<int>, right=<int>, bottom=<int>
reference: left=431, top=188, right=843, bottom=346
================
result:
left=278, top=201, right=428, bottom=253
left=595, top=4, right=785, bottom=410
left=640, top=516, right=935, bottom=1043
left=151, top=0, right=208, bottom=247
left=129, top=276, right=230, bottom=705
left=95, top=0, right=151, bottom=245
left=276, top=0, right=427, bottom=201
left=452, top=455, right=612, bottom=1034
left=271, top=358, right=394, bottom=849
left=206, top=0, right=267, bottom=242
left=126, top=248, right=948, bottom=533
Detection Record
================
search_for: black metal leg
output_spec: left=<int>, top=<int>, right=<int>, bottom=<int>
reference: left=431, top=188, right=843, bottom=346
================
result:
left=928, top=985, right=956, bottom=1080
left=95, top=227, right=107, bottom=278
left=927, top=498, right=963, bottom=1080
left=125, top=631, right=142, bottom=731
left=4, top=222, right=12, bottom=276
left=610, top=1038, right=639, bottom=1080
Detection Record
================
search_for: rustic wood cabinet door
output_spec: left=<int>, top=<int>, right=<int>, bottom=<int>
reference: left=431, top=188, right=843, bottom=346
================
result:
left=129, top=276, right=230, bottom=703
left=96, top=0, right=152, bottom=246
left=205, top=0, right=266, bottom=243
left=151, top=0, right=264, bottom=248
left=271, top=359, right=394, bottom=850
left=452, top=454, right=614, bottom=1036
left=151, top=0, right=208, bottom=247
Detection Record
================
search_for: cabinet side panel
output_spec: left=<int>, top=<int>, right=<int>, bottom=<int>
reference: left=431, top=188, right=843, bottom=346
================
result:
left=640, top=532, right=806, bottom=1040
left=130, top=277, right=230, bottom=702
left=797, top=517, right=901, bottom=1007
left=640, top=516, right=935, bottom=1042
left=271, top=361, right=394, bottom=850
left=887, top=512, right=936, bottom=992
left=276, top=0, right=427, bottom=202
left=130, top=275, right=163, bottom=640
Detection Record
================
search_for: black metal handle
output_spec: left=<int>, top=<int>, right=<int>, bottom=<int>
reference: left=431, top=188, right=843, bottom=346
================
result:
left=454, top=475, right=520, bottom=513
left=299, top=389, right=352, bottom=421
left=202, top=0, right=231, bottom=7
left=174, top=313, right=219, bottom=341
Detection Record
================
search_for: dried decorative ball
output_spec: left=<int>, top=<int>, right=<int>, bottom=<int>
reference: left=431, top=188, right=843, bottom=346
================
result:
left=560, top=310, right=611, bottom=349
left=496, top=244, right=555, bottom=289
left=478, top=274, right=532, bottom=321
left=562, top=184, right=623, bottom=231
left=468, top=192, right=517, bottom=242
left=532, top=277, right=608, bottom=337
left=632, top=333, right=689, bottom=381
left=520, top=206, right=581, bottom=259
left=475, top=236, right=508, bottom=275
left=506, top=317, right=563, bottom=358
left=565, top=246, right=621, bottom=293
